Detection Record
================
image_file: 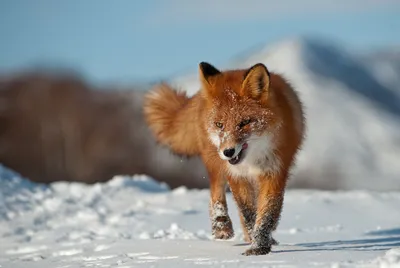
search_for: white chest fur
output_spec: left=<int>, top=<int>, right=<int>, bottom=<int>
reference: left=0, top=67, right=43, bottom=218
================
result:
left=226, top=134, right=281, bottom=180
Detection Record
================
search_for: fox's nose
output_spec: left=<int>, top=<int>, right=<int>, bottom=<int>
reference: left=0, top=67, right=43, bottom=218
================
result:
left=223, top=148, right=235, bottom=158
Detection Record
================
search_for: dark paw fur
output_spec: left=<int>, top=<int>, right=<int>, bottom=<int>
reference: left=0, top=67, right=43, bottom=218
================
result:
left=212, top=216, right=234, bottom=240
left=214, top=228, right=234, bottom=240
left=271, top=237, right=279, bottom=245
left=242, top=246, right=271, bottom=256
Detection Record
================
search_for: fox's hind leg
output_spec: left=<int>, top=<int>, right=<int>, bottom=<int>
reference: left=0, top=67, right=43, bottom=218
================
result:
left=239, top=214, right=252, bottom=243
left=228, top=178, right=256, bottom=243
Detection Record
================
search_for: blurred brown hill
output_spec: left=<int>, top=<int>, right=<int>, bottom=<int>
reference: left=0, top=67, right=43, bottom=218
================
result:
left=0, top=70, right=209, bottom=189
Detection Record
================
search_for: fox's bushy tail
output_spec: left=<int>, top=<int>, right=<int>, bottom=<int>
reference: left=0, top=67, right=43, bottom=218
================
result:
left=143, top=83, right=200, bottom=157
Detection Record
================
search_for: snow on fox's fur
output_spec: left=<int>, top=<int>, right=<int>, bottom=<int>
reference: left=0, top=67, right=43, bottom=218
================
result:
left=144, top=62, right=305, bottom=255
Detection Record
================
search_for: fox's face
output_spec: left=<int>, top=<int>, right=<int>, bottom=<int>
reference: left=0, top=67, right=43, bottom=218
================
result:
left=199, top=62, right=281, bottom=166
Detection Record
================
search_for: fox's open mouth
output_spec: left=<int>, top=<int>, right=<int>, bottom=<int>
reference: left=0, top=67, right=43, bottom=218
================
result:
left=228, top=143, right=248, bottom=165
left=228, top=149, right=244, bottom=165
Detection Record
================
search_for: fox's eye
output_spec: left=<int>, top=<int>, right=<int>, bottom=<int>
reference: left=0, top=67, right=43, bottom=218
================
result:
left=215, top=122, right=223, bottom=128
left=239, top=119, right=251, bottom=128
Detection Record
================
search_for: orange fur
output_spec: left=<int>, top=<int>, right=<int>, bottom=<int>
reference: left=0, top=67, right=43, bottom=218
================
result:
left=143, top=83, right=200, bottom=156
left=143, top=62, right=305, bottom=255
left=228, top=178, right=256, bottom=243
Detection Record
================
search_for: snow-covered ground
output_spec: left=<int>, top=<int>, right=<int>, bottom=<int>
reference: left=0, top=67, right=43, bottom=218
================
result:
left=1, top=165, right=400, bottom=268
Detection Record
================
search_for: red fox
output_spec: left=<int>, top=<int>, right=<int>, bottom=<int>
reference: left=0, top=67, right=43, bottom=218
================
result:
left=144, top=62, right=305, bottom=255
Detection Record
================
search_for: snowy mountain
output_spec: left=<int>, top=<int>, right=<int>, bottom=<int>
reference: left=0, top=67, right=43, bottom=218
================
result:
left=361, top=48, right=400, bottom=96
left=173, top=38, right=400, bottom=191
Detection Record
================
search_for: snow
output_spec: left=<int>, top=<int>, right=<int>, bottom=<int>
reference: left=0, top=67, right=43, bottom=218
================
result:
left=1, top=164, right=400, bottom=267
left=1, top=37, right=400, bottom=267
left=361, top=48, right=400, bottom=95
left=173, top=37, right=400, bottom=191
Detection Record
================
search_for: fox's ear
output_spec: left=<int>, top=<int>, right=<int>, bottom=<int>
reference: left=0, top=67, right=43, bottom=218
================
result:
left=242, top=63, right=270, bottom=99
left=199, top=62, right=221, bottom=87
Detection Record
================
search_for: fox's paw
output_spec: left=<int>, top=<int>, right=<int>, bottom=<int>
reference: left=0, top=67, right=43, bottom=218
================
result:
left=242, top=246, right=271, bottom=256
left=212, top=216, right=234, bottom=240
left=271, top=237, right=279, bottom=245
left=243, top=235, right=276, bottom=245
left=242, top=235, right=275, bottom=255
left=214, top=228, right=234, bottom=240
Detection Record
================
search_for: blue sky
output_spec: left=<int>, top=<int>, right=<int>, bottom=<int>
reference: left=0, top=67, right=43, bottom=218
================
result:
left=0, top=0, right=399, bottom=83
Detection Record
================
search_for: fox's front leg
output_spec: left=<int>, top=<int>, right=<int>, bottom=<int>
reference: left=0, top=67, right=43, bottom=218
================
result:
left=209, top=174, right=234, bottom=239
left=228, top=178, right=256, bottom=243
left=242, top=174, right=286, bottom=256
left=205, top=158, right=234, bottom=240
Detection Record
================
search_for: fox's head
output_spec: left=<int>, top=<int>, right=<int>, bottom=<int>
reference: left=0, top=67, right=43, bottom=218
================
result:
left=199, top=62, right=282, bottom=166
